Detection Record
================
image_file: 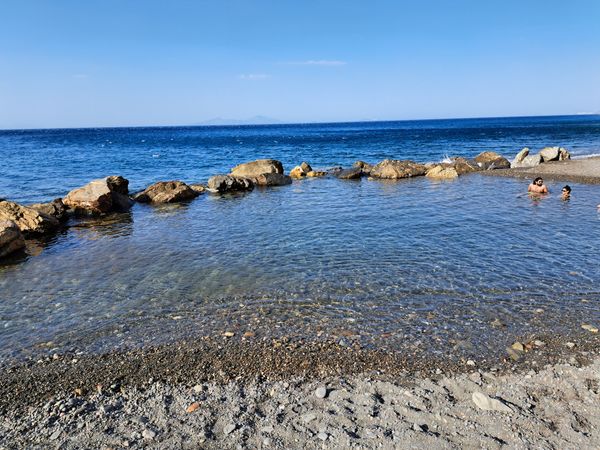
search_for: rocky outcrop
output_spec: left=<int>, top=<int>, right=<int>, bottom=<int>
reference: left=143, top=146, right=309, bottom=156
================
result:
left=450, top=157, right=480, bottom=174
left=0, top=220, right=25, bottom=259
left=230, top=159, right=284, bottom=178
left=336, top=167, right=363, bottom=180
left=474, top=152, right=511, bottom=170
left=290, top=166, right=305, bottom=179
left=370, top=160, right=427, bottom=179
left=306, top=171, right=327, bottom=177
left=30, top=198, right=69, bottom=223
left=133, top=181, right=199, bottom=203
left=353, top=161, right=373, bottom=175
left=511, top=148, right=530, bottom=167
left=513, top=154, right=542, bottom=168
left=207, top=175, right=254, bottom=193
left=559, top=147, right=571, bottom=161
left=539, top=146, right=560, bottom=162
left=0, top=201, right=60, bottom=235
left=426, top=165, right=459, bottom=179
left=63, top=176, right=133, bottom=215
left=189, top=184, right=206, bottom=195
left=253, top=173, right=292, bottom=186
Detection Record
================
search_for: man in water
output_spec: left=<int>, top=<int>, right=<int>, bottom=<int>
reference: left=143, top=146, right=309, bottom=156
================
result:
left=528, top=177, right=548, bottom=194
left=561, top=185, right=571, bottom=200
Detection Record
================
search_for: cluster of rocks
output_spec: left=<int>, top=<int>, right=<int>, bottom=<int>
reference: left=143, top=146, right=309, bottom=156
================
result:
left=511, top=146, right=571, bottom=168
left=0, top=149, right=545, bottom=260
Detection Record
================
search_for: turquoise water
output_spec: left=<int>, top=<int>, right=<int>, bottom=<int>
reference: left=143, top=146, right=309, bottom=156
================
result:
left=1, top=116, right=599, bottom=362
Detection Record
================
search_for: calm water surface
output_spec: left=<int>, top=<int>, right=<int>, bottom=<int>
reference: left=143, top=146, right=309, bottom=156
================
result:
left=1, top=116, right=599, bottom=362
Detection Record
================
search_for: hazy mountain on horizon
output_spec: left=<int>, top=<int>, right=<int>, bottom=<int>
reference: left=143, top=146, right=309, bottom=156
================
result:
left=195, top=115, right=281, bottom=126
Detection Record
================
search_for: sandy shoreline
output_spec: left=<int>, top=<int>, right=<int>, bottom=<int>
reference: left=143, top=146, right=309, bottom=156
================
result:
left=480, top=155, right=600, bottom=184
left=1, top=333, right=598, bottom=448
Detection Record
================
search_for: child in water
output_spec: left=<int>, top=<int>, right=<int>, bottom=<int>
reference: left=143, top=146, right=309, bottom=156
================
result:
left=561, top=185, right=571, bottom=200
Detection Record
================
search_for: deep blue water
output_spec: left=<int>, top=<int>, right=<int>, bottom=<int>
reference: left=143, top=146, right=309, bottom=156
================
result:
left=1, top=115, right=599, bottom=363
left=2, top=115, right=600, bottom=203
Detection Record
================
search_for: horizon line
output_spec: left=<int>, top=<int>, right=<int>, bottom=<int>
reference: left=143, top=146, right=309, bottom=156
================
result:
left=1, top=112, right=599, bottom=132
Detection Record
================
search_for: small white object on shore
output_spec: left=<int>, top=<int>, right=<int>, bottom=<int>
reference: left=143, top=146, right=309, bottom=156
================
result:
left=315, top=386, right=328, bottom=399
left=472, top=392, right=512, bottom=413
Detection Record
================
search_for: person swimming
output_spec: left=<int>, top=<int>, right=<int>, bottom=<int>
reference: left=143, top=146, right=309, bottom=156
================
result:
left=528, top=177, right=548, bottom=194
left=561, top=185, right=571, bottom=200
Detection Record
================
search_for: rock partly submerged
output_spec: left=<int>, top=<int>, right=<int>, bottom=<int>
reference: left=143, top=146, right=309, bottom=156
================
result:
left=336, top=167, right=363, bottom=180
left=133, top=181, right=199, bottom=203
left=29, top=198, right=69, bottom=223
left=474, top=152, right=511, bottom=170
left=63, top=176, right=133, bottom=215
left=230, top=159, right=284, bottom=178
left=0, top=220, right=25, bottom=258
left=426, top=165, right=459, bottom=179
left=0, top=200, right=60, bottom=235
left=207, top=175, right=254, bottom=193
left=253, top=173, right=292, bottom=186
left=370, top=160, right=428, bottom=179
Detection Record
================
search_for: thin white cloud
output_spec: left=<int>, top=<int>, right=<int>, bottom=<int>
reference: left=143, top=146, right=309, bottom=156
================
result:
left=238, top=73, right=270, bottom=80
left=284, top=60, right=347, bottom=66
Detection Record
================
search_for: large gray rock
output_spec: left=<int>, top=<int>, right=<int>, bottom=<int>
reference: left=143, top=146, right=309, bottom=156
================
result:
left=64, top=176, right=133, bottom=215
left=30, top=198, right=69, bottom=223
left=230, top=159, right=284, bottom=178
left=472, top=392, right=512, bottom=413
left=133, top=181, right=199, bottom=203
left=559, top=147, right=571, bottom=161
left=474, top=151, right=511, bottom=170
left=539, top=146, right=560, bottom=162
left=0, top=220, right=25, bottom=259
left=0, top=201, right=60, bottom=235
left=336, top=167, right=363, bottom=179
left=207, top=175, right=254, bottom=193
left=370, top=160, right=427, bottom=179
left=513, top=154, right=542, bottom=168
left=511, top=148, right=530, bottom=167
left=253, top=173, right=292, bottom=186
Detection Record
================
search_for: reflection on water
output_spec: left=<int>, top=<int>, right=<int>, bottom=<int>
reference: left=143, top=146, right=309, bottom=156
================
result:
left=1, top=175, right=599, bottom=363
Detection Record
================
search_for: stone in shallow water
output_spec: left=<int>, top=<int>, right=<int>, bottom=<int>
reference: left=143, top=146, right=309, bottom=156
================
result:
left=64, top=176, right=132, bottom=215
left=133, top=181, right=199, bottom=203
left=0, top=201, right=60, bottom=235
left=0, top=220, right=25, bottom=258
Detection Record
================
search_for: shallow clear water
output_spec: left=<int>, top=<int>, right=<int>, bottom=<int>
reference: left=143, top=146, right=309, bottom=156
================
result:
left=1, top=116, right=600, bottom=362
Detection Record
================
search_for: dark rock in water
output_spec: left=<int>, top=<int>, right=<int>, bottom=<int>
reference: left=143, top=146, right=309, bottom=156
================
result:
left=474, top=152, right=511, bottom=170
left=253, top=173, right=292, bottom=186
left=30, top=198, right=69, bottom=223
left=64, top=176, right=133, bottom=215
left=133, top=181, right=199, bottom=203
left=327, top=166, right=344, bottom=175
left=207, top=175, right=254, bottom=193
left=230, top=159, right=284, bottom=178
left=0, top=220, right=25, bottom=259
left=307, top=170, right=327, bottom=177
left=353, top=161, right=373, bottom=175
left=370, top=160, right=427, bottom=179
left=336, top=167, right=363, bottom=180
left=0, top=200, right=60, bottom=235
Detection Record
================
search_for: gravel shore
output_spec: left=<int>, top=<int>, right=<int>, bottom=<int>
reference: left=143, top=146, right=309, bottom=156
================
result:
left=1, top=333, right=599, bottom=448
left=481, top=156, right=600, bottom=184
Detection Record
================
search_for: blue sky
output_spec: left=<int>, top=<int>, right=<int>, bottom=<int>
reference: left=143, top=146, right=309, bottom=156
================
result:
left=1, top=0, right=599, bottom=128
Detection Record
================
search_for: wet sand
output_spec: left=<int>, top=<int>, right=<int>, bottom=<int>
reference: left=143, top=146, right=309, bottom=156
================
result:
left=1, top=332, right=599, bottom=448
left=481, top=156, right=600, bottom=184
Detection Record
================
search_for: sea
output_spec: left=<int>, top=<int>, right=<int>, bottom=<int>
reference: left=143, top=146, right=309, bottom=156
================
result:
left=1, top=115, right=600, bottom=363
